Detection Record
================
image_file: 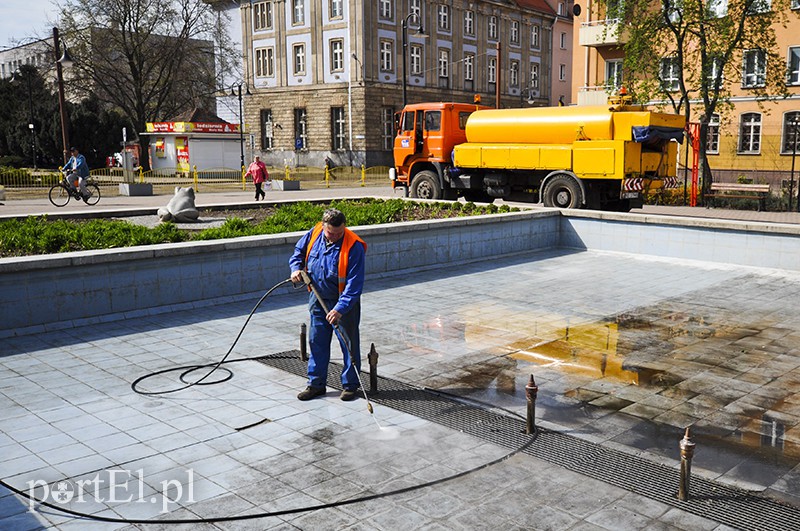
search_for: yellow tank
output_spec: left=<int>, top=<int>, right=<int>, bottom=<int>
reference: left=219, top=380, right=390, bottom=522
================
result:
left=465, top=105, right=626, bottom=145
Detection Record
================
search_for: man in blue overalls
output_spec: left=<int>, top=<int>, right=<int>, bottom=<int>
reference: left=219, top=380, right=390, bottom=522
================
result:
left=289, top=209, right=367, bottom=401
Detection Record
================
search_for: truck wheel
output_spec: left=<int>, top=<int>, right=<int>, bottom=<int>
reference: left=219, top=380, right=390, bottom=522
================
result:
left=411, top=171, right=442, bottom=200
left=543, top=175, right=582, bottom=209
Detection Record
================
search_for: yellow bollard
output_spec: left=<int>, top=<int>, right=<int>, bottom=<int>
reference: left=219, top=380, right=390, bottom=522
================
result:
left=284, top=164, right=290, bottom=180
left=138, top=166, right=144, bottom=184
left=193, top=165, right=199, bottom=192
left=361, top=164, right=366, bottom=187
left=325, top=166, right=330, bottom=188
left=241, top=165, right=246, bottom=191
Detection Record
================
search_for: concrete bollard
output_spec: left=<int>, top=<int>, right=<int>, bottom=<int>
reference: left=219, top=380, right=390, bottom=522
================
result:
left=367, top=343, right=379, bottom=393
left=300, top=323, right=308, bottom=362
left=525, top=374, right=538, bottom=435
left=678, top=427, right=696, bottom=501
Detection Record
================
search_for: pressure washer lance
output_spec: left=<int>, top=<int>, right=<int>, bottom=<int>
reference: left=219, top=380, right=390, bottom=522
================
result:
left=299, top=270, right=375, bottom=415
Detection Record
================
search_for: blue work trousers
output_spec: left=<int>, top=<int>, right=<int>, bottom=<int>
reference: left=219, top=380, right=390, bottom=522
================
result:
left=307, top=294, right=361, bottom=390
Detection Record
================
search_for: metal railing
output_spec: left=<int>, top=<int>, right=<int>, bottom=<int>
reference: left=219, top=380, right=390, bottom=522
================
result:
left=0, top=165, right=392, bottom=199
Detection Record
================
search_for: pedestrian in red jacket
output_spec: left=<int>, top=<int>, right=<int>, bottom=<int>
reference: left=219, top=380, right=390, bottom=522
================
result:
left=245, top=155, right=269, bottom=200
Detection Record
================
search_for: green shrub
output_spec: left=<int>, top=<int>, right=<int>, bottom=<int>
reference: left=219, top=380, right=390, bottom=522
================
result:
left=0, top=199, right=520, bottom=257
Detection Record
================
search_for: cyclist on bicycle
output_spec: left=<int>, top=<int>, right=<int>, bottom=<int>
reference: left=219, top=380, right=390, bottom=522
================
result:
left=65, top=147, right=90, bottom=201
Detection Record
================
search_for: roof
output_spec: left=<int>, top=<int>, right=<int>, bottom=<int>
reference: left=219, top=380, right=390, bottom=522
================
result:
left=166, top=107, right=230, bottom=123
left=515, top=0, right=557, bottom=16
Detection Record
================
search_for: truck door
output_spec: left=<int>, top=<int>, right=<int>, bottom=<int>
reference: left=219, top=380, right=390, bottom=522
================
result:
left=395, top=110, right=420, bottom=165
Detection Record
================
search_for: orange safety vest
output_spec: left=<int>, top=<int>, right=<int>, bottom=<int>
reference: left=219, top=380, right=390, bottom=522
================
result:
left=304, top=222, right=367, bottom=293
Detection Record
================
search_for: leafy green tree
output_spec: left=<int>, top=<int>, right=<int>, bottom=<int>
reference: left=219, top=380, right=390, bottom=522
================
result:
left=597, top=0, right=798, bottom=196
left=57, top=0, right=237, bottom=170
left=0, top=66, right=59, bottom=168
left=0, top=65, right=132, bottom=169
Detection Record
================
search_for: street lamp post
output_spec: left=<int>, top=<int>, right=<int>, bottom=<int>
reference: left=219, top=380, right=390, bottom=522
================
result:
left=231, top=83, right=252, bottom=171
left=401, top=12, right=426, bottom=107
left=53, top=27, right=73, bottom=165
left=791, top=118, right=799, bottom=213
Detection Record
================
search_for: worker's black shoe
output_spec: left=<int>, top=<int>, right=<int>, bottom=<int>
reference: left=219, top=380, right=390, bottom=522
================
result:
left=340, top=388, right=359, bottom=401
left=297, top=386, right=326, bottom=401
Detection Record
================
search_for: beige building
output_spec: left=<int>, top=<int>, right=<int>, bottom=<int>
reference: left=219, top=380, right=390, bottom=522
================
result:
left=570, top=1, right=800, bottom=187
left=236, top=0, right=560, bottom=168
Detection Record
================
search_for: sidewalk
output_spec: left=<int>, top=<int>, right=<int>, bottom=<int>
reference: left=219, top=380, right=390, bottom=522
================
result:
left=2, top=184, right=800, bottom=225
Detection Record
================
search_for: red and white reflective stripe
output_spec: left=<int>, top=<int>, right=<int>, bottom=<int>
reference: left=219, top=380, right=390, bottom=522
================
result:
left=623, top=178, right=644, bottom=191
left=663, top=177, right=679, bottom=189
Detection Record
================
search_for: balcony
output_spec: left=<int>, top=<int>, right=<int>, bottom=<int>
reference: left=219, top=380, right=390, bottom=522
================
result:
left=577, top=85, right=614, bottom=106
left=579, top=19, right=629, bottom=47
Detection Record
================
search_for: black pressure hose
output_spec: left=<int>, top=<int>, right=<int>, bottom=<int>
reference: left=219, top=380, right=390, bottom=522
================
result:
left=0, top=427, right=537, bottom=524
left=131, top=277, right=297, bottom=396
left=1, top=278, right=542, bottom=525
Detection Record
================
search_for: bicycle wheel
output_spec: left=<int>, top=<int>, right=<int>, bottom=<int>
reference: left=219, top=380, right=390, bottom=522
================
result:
left=84, top=183, right=101, bottom=205
left=48, top=184, right=70, bottom=207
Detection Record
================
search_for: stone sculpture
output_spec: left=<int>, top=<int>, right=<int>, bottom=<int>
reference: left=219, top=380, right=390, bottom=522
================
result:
left=158, top=187, right=200, bottom=222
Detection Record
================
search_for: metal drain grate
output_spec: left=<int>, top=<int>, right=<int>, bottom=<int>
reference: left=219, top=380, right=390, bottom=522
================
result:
left=257, top=351, right=800, bottom=531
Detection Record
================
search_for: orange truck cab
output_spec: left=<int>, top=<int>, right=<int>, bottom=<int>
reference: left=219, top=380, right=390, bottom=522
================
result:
left=391, top=102, right=490, bottom=201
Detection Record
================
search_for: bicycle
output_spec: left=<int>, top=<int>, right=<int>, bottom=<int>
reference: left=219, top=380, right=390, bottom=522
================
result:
left=48, top=175, right=101, bottom=207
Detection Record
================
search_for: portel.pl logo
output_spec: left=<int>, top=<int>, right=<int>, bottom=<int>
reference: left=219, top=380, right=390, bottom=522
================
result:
left=28, top=468, right=196, bottom=513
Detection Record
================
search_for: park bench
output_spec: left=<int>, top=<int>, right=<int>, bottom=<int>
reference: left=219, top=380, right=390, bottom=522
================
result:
left=706, top=182, right=770, bottom=211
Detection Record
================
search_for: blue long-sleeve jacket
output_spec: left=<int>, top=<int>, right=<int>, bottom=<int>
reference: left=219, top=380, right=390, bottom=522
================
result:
left=66, top=154, right=89, bottom=178
left=289, top=228, right=366, bottom=315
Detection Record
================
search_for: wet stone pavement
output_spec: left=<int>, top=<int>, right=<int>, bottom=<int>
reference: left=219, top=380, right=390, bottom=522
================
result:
left=1, top=247, right=799, bottom=529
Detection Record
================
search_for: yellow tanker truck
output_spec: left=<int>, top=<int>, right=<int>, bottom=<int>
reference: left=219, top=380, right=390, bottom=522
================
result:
left=390, top=95, right=685, bottom=211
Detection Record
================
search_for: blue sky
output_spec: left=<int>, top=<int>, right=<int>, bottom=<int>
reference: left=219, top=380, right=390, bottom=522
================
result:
left=1, top=0, right=59, bottom=49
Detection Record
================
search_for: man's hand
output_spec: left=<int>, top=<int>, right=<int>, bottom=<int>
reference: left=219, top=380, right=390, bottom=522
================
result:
left=326, top=309, right=341, bottom=325
left=290, top=270, right=304, bottom=283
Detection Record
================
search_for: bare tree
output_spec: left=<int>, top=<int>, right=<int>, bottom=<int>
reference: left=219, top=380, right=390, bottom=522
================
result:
left=57, top=0, right=237, bottom=169
left=596, top=0, right=797, bottom=197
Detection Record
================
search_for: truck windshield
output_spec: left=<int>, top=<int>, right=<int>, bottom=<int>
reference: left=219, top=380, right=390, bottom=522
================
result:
left=425, top=111, right=441, bottom=131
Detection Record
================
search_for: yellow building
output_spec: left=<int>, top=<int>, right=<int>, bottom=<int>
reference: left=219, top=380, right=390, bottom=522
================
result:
left=570, top=1, right=800, bottom=190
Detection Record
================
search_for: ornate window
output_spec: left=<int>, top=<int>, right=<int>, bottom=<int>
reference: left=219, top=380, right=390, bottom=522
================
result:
left=294, top=108, right=308, bottom=150
left=437, top=5, right=450, bottom=32
left=660, top=57, right=680, bottom=91
left=254, top=2, right=273, bottom=31
left=330, top=39, right=344, bottom=73
left=331, top=107, right=346, bottom=150
left=788, top=47, right=800, bottom=85
left=292, top=0, right=305, bottom=25
left=293, top=44, right=306, bottom=75
left=464, top=10, right=475, bottom=36
left=380, top=40, right=393, bottom=72
left=260, top=109, right=274, bottom=150
left=410, top=44, right=423, bottom=75
left=707, top=114, right=720, bottom=154
left=255, top=47, right=274, bottom=77
left=742, top=49, right=766, bottom=88
left=781, top=111, right=800, bottom=154
left=382, top=107, right=394, bottom=150
left=330, top=0, right=343, bottom=19
left=738, top=112, right=762, bottom=154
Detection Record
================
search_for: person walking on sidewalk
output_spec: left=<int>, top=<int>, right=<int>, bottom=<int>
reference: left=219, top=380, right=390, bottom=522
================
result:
left=245, top=155, right=269, bottom=201
left=289, top=209, right=367, bottom=402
